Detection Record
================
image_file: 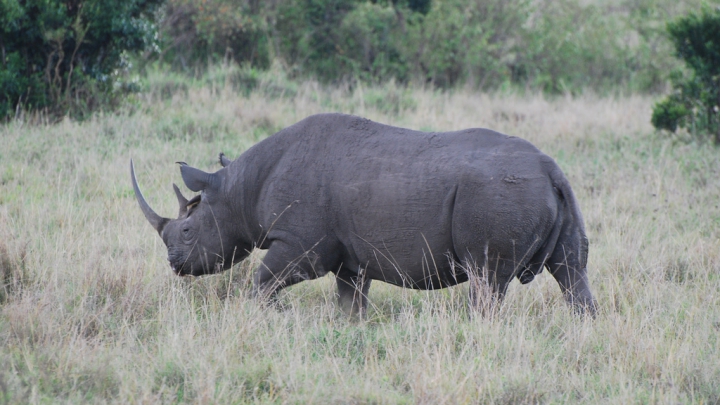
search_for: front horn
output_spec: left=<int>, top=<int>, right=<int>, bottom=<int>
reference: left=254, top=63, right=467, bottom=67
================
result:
left=131, top=159, right=169, bottom=235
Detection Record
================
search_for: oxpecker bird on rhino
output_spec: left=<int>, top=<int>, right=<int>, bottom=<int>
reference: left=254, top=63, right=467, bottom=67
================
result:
left=131, top=113, right=597, bottom=316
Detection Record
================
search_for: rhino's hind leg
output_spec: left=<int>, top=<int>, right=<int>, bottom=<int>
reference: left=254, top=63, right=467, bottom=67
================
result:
left=465, top=258, right=513, bottom=316
left=335, top=266, right=371, bottom=319
left=547, top=235, right=597, bottom=316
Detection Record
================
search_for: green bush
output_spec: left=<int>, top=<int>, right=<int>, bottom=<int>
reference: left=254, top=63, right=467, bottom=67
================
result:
left=273, top=0, right=526, bottom=88
left=269, top=0, right=690, bottom=92
left=402, top=0, right=528, bottom=89
left=275, top=0, right=362, bottom=82
left=0, top=0, right=163, bottom=119
left=652, top=94, right=690, bottom=133
left=651, top=7, right=720, bottom=143
left=3, top=0, right=707, bottom=117
left=338, top=2, right=408, bottom=82
left=518, top=0, right=625, bottom=93
left=157, top=0, right=270, bottom=71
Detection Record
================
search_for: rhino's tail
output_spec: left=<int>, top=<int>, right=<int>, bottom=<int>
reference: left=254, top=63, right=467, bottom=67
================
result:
left=548, top=165, right=588, bottom=271
left=516, top=161, right=587, bottom=284
left=545, top=162, right=596, bottom=315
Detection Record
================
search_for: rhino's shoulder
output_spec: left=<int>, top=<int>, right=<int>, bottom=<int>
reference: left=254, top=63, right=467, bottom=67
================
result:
left=445, top=127, right=543, bottom=154
left=297, top=113, right=386, bottom=134
left=259, top=114, right=396, bottom=148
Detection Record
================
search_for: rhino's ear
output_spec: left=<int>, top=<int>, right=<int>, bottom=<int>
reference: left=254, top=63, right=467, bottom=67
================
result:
left=177, top=162, right=220, bottom=193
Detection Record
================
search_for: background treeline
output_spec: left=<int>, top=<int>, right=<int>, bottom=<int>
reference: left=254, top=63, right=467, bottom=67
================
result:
left=0, top=0, right=163, bottom=117
left=155, top=0, right=702, bottom=92
left=0, top=0, right=713, bottom=119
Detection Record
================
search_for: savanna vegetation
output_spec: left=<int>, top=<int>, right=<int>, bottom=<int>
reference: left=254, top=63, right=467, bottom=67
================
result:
left=0, top=0, right=715, bottom=116
left=651, top=7, right=720, bottom=142
left=1, top=0, right=720, bottom=403
left=0, top=0, right=163, bottom=117
left=2, top=71, right=720, bottom=403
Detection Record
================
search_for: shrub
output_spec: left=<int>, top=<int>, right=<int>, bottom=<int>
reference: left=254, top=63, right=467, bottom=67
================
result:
left=651, top=7, right=720, bottom=143
left=337, top=2, right=408, bottom=83
left=157, top=0, right=270, bottom=71
left=275, top=0, right=362, bottom=82
left=402, top=0, right=528, bottom=89
left=518, top=0, right=626, bottom=93
left=269, top=0, right=680, bottom=92
left=273, top=0, right=529, bottom=88
left=0, top=0, right=162, bottom=119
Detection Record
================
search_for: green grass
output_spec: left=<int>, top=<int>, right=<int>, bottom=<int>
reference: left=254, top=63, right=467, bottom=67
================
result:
left=1, top=82, right=720, bottom=403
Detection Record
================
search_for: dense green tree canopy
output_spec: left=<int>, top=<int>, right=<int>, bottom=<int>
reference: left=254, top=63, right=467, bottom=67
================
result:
left=0, top=0, right=710, bottom=118
left=652, top=7, right=720, bottom=142
left=0, top=0, right=162, bottom=117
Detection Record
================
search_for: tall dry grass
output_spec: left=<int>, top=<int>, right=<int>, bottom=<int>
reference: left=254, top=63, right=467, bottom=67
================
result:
left=1, top=81, right=719, bottom=403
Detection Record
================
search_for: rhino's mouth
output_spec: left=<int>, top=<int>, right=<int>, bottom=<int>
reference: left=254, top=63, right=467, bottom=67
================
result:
left=167, top=251, right=191, bottom=276
left=168, top=260, right=190, bottom=276
left=165, top=242, right=229, bottom=276
left=167, top=255, right=223, bottom=277
left=167, top=243, right=193, bottom=276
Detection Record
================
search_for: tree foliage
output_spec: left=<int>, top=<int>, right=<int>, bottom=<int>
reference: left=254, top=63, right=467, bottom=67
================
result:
left=652, top=7, right=720, bottom=143
left=0, top=0, right=162, bottom=118
left=268, top=0, right=686, bottom=91
left=2, top=0, right=709, bottom=118
left=157, top=0, right=269, bottom=70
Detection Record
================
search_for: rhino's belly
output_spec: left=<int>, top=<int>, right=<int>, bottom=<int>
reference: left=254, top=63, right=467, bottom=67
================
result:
left=349, top=233, right=467, bottom=289
left=366, top=263, right=469, bottom=289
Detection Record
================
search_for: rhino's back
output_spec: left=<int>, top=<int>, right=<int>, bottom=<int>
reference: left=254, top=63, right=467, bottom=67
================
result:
left=256, top=113, right=545, bottom=176
left=247, top=112, right=553, bottom=215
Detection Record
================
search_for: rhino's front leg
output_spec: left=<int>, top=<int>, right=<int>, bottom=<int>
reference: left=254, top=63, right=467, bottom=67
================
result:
left=335, top=265, right=371, bottom=319
left=252, top=240, right=314, bottom=304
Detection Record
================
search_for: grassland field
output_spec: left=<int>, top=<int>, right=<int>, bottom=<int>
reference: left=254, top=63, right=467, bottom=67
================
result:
left=1, top=75, right=720, bottom=403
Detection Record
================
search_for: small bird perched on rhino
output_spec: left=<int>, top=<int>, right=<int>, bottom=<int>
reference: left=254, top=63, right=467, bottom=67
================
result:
left=131, top=113, right=597, bottom=316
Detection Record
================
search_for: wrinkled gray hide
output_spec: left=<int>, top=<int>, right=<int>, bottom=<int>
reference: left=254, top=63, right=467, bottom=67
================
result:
left=132, top=113, right=597, bottom=316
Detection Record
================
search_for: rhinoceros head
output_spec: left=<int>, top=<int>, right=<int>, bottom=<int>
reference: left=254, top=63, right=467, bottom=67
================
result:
left=131, top=160, right=246, bottom=276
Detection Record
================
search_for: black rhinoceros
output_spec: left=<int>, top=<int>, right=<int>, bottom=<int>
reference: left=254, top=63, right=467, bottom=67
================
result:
left=132, top=113, right=596, bottom=315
